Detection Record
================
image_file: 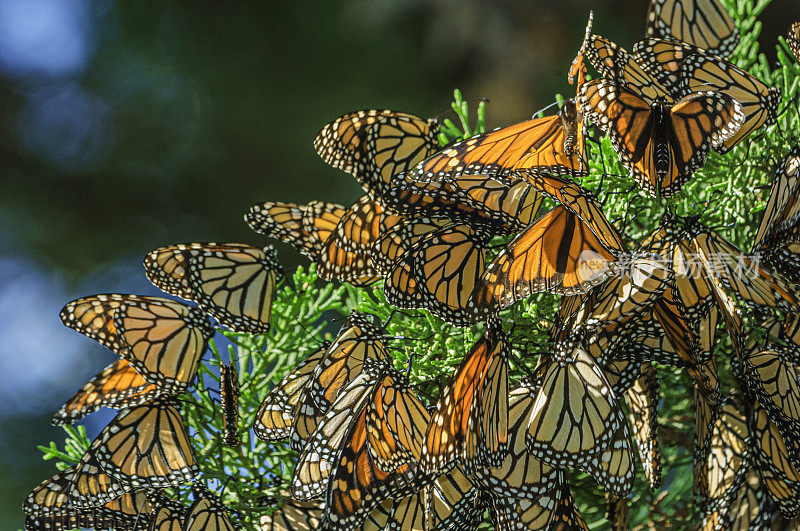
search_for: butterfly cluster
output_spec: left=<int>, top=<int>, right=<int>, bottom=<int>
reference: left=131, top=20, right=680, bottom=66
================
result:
left=21, top=0, right=800, bottom=529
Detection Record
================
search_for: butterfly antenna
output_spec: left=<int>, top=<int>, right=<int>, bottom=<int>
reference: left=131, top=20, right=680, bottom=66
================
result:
left=219, top=476, right=235, bottom=497
left=382, top=309, right=400, bottom=329
left=531, top=99, right=562, bottom=119
left=406, top=351, right=415, bottom=379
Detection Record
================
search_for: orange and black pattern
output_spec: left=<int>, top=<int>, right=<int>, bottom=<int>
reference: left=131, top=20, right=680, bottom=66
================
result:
left=422, top=319, right=509, bottom=475
left=144, top=242, right=281, bottom=334
left=646, top=0, right=740, bottom=57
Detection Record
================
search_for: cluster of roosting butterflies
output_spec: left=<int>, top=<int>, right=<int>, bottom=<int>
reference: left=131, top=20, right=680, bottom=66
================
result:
left=21, top=1, right=800, bottom=530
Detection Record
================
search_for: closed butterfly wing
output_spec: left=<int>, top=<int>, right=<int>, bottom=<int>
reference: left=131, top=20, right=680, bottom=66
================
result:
left=422, top=319, right=509, bottom=475
left=751, top=401, right=800, bottom=518
left=693, top=228, right=800, bottom=315
left=51, top=358, right=162, bottom=425
left=69, top=399, right=198, bottom=507
left=60, top=294, right=213, bottom=394
left=318, top=196, right=404, bottom=285
left=753, top=146, right=800, bottom=252
left=789, top=22, right=800, bottom=61
left=634, top=38, right=779, bottom=152
left=727, top=469, right=773, bottom=531
left=489, top=478, right=589, bottom=531
left=444, top=175, right=543, bottom=231
left=516, top=170, right=626, bottom=253
left=253, top=344, right=327, bottom=442
left=365, top=370, right=430, bottom=472
left=625, top=364, right=663, bottom=490
left=24, top=466, right=153, bottom=531
left=743, top=349, right=800, bottom=431
left=306, top=312, right=390, bottom=411
left=184, top=485, right=236, bottom=531
left=526, top=340, right=634, bottom=498
left=145, top=243, right=281, bottom=334
left=261, top=497, right=323, bottom=530
left=364, top=465, right=483, bottom=531
left=646, top=0, right=739, bottom=56
left=471, top=385, right=562, bottom=499
left=383, top=222, right=491, bottom=326
left=606, top=494, right=630, bottom=531
left=322, top=367, right=428, bottom=529
left=696, top=399, right=749, bottom=502
left=245, top=201, right=345, bottom=258
left=584, top=254, right=672, bottom=328
left=314, top=109, right=440, bottom=199
left=292, top=370, right=377, bottom=500
left=147, top=493, right=185, bottom=531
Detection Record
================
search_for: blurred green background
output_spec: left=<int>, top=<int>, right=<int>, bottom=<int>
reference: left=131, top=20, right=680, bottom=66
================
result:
left=1, top=1, right=797, bottom=528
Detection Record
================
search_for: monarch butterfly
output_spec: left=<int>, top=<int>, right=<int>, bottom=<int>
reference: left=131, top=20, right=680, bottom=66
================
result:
left=752, top=146, right=800, bottom=250
left=383, top=221, right=493, bottom=326
left=646, top=0, right=740, bottom=57
left=489, top=478, right=589, bottom=530
left=253, top=342, right=328, bottom=447
left=471, top=385, right=562, bottom=499
left=51, top=358, right=162, bottom=425
left=751, top=401, right=800, bottom=518
left=422, top=318, right=509, bottom=475
left=294, top=359, right=428, bottom=526
left=364, top=465, right=484, bottom=530
left=314, top=109, right=513, bottom=234
left=305, top=312, right=391, bottom=413
left=410, top=99, right=587, bottom=186
left=752, top=146, right=800, bottom=283
left=633, top=39, right=781, bottom=153
left=60, top=294, right=214, bottom=394
left=261, top=495, right=324, bottom=530
left=526, top=338, right=634, bottom=498
left=314, top=109, right=440, bottom=200
left=584, top=35, right=673, bottom=102
left=477, top=173, right=628, bottom=307
left=742, top=348, right=800, bottom=434
left=693, top=357, right=721, bottom=494
left=321, top=365, right=431, bottom=529
left=579, top=77, right=744, bottom=197
left=144, top=242, right=281, bottom=334
left=606, top=493, right=630, bottom=531
left=649, top=214, right=799, bottom=320
left=583, top=255, right=673, bottom=329
left=691, top=225, right=800, bottom=317
left=625, top=364, right=663, bottom=490
left=24, top=466, right=152, bottom=530
left=247, top=197, right=400, bottom=286
left=790, top=22, right=800, bottom=61
left=696, top=398, right=749, bottom=502
left=184, top=484, right=237, bottom=531
left=568, top=11, right=594, bottom=89
left=614, top=287, right=720, bottom=401
left=291, top=361, right=382, bottom=501
left=69, top=399, right=198, bottom=507
left=245, top=200, right=346, bottom=259
left=219, top=361, right=241, bottom=447
left=146, top=492, right=185, bottom=531
left=726, top=469, right=773, bottom=531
